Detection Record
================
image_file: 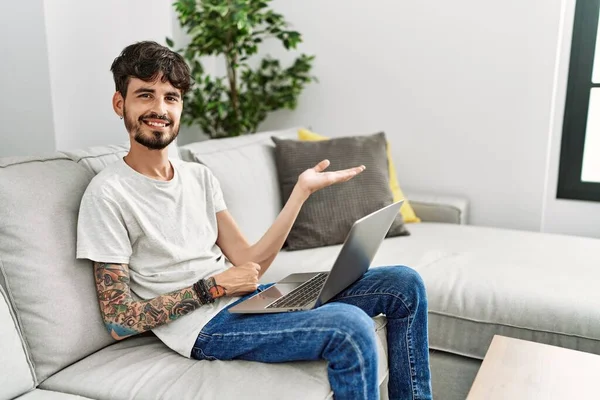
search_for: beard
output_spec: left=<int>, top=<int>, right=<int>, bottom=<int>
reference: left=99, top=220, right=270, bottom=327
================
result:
left=123, top=106, right=179, bottom=150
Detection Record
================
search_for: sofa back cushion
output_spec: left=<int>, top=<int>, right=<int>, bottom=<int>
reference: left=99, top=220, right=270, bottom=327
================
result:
left=61, top=140, right=180, bottom=175
left=0, top=283, right=36, bottom=399
left=61, top=144, right=129, bottom=175
left=178, top=128, right=297, bottom=243
left=0, top=155, right=113, bottom=382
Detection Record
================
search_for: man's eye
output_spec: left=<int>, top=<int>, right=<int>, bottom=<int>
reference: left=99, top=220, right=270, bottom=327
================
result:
left=166, top=97, right=179, bottom=102
left=139, top=94, right=151, bottom=98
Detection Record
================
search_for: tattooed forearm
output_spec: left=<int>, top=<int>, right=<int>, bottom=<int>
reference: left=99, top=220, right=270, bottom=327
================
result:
left=93, top=262, right=203, bottom=340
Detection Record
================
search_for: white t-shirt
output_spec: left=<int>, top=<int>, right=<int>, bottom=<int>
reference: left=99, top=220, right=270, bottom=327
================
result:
left=76, top=157, right=239, bottom=357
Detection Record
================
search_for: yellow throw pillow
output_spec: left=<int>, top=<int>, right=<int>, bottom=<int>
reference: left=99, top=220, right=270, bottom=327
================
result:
left=298, top=128, right=421, bottom=223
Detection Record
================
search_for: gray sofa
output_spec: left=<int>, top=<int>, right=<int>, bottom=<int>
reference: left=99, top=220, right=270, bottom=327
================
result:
left=1, top=128, right=599, bottom=400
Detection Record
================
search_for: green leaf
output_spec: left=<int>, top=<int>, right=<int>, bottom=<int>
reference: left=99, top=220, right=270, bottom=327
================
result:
left=216, top=5, right=229, bottom=16
left=165, top=37, right=174, bottom=48
left=114, top=304, right=128, bottom=314
left=217, top=103, right=226, bottom=118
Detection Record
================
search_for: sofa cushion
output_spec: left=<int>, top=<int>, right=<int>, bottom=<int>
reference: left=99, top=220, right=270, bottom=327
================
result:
left=16, top=390, right=94, bottom=400
left=61, top=140, right=180, bottom=176
left=61, top=144, right=128, bottom=175
left=0, top=155, right=114, bottom=382
left=0, top=283, right=36, bottom=400
left=178, top=128, right=297, bottom=243
left=40, top=316, right=388, bottom=400
left=272, top=132, right=408, bottom=250
left=263, top=223, right=600, bottom=360
left=413, top=224, right=600, bottom=360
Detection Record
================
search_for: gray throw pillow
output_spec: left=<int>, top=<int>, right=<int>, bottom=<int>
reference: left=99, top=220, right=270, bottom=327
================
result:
left=272, top=132, right=409, bottom=251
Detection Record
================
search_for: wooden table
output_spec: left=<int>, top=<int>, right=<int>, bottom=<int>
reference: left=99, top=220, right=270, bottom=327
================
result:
left=466, top=335, right=600, bottom=399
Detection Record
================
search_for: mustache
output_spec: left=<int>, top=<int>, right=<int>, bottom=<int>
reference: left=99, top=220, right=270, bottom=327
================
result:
left=138, top=112, right=173, bottom=125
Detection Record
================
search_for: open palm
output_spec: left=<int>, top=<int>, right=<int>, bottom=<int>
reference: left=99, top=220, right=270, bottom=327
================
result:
left=297, top=159, right=366, bottom=196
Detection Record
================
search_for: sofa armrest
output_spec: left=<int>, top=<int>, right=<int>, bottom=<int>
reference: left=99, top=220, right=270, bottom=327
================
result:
left=407, top=193, right=469, bottom=225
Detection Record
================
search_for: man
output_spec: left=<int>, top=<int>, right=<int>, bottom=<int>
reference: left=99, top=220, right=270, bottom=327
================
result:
left=77, top=41, right=432, bottom=400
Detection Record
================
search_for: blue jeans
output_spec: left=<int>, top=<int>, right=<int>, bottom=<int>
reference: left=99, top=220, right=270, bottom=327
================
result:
left=191, top=266, right=432, bottom=400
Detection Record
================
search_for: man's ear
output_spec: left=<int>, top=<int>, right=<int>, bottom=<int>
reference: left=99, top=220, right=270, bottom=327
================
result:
left=112, top=91, right=124, bottom=118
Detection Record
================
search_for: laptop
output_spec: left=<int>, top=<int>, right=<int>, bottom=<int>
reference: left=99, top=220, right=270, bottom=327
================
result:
left=228, top=200, right=404, bottom=314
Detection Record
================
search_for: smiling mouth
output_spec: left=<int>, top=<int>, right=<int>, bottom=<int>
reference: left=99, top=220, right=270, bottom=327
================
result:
left=142, top=119, right=171, bottom=128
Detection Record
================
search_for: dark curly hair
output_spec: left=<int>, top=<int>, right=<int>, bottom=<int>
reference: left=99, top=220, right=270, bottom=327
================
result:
left=110, top=41, right=192, bottom=98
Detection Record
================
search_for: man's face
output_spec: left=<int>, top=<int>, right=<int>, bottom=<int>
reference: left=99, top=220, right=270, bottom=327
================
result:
left=120, top=75, right=183, bottom=150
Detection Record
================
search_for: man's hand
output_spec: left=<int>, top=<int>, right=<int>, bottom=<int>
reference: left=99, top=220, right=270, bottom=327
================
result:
left=211, top=262, right=261, bottom=296
left=295, top=159, right=366, bottom=199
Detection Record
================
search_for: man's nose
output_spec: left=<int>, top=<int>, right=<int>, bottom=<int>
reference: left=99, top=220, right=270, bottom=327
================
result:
left=154, top=99, right=168, bottom=116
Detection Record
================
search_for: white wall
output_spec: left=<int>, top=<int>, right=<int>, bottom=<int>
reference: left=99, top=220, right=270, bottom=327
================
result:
left=258, top=0, right=567, bottom=232
left=43, top=0, right=175, bottom=152
left=0, top=0, right=56, bottom=158
left=541, top=0, right=600, bottom=239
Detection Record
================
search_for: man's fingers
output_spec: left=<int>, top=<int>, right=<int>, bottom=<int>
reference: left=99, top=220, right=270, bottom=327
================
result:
left=336, top=165, right=366, bottom=181
left=341, top=165, right=365, bottom=175
left=237, top=262, right=261, bottom=273
left=245, top=262, right=261, bottom=274
left=313, top=159, right=330, bottom=172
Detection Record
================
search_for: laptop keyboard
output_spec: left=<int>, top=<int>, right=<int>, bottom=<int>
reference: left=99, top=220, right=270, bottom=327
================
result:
left=266, top=273, right=329, bottom=309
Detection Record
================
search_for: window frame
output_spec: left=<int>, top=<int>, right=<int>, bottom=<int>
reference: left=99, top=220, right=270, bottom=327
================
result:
left=557, top=0, right=600, bottom=202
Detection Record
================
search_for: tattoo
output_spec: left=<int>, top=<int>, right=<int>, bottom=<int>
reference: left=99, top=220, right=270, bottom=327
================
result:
left=204, top=277, right=226, bottom=299
left=93, top=262, right=203, bottom=340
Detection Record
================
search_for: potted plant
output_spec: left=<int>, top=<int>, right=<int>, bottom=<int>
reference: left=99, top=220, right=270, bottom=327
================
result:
left=167, top=0, right=316, bottom=139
